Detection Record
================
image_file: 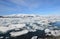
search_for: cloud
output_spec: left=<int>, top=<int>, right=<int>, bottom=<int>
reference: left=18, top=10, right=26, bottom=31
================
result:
left=6, top=0, right=27, bottom=6
left=0, top=0, right=60, bottom=15
left=1, top=0, right=41, bottom=10
left=1, top=0, right=59, bottom=10
left=0, top=0, right=60, bottom=9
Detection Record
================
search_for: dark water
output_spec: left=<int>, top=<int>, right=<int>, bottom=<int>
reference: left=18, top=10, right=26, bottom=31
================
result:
left=11, top=30, right=46, bottom=39
left=53, top=21, right=60, bottom=28
left=0, top=30, right=46, bottom=39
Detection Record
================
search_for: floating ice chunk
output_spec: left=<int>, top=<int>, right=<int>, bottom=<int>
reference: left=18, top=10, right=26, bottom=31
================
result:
left=0, top=26, right=10, bottom=33
left=9, top=24, right=25, bottom=29
left=31, top=36, right=38, bottom=39
left=10, top=30, right=28, bottom=37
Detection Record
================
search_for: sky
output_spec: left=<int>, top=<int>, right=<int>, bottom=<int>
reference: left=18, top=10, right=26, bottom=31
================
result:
left=0, top=0, right=60, bottom=15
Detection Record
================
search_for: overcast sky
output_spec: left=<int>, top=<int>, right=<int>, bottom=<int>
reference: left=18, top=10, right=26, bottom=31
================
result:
left=0, top=0, right=60, bottom=15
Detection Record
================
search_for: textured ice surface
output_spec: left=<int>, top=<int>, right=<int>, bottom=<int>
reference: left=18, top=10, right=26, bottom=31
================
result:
left=0, top=14, right=60, bottom=37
